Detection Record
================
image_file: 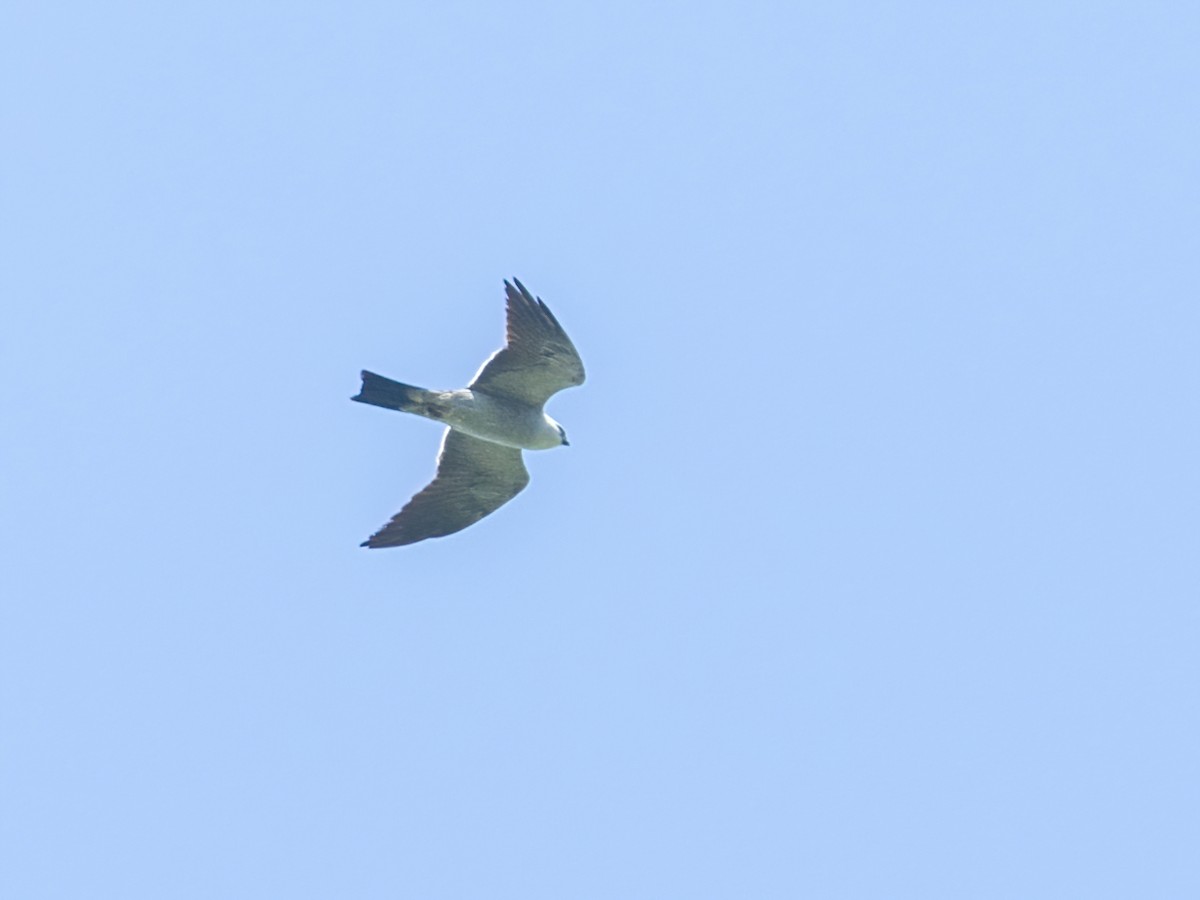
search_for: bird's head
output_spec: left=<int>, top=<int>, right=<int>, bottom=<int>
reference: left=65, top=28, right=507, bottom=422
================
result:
left=544, top=415, right=569, bottom=447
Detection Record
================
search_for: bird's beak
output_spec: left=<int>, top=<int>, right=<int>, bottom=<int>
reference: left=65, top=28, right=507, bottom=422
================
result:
left=563, top=438, right=570, bottom=446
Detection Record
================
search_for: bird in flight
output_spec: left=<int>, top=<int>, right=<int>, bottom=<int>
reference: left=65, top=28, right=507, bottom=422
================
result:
left=351, top=278, right=586, bottom=547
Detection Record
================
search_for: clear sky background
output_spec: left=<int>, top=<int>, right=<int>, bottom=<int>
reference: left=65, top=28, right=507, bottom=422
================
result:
left=3, top=2, right=1199, bottom=898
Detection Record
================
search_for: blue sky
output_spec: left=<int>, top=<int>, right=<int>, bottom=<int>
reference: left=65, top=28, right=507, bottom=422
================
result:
left=3, top=2, right=1199, bottom=897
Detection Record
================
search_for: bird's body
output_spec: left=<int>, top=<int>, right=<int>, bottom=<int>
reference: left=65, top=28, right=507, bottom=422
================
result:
left=351, top=279, right=584, bottom=547
left=356, top=378, right=566, bottom=450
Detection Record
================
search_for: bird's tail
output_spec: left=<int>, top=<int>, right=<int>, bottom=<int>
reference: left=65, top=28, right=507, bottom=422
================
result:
left=351, top=371, right=430, bottom=413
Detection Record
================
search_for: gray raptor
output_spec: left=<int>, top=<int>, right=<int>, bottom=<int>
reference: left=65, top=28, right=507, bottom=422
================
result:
left=352, top=279, right=585, bottom=547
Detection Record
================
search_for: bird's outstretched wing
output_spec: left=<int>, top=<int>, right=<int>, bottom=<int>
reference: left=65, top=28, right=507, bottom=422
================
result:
left=361, top=429, right=530, bottom=548
left=468, top=279, right=585, bottom=407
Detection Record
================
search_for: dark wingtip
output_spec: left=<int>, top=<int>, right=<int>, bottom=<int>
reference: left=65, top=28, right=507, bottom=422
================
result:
left=508, top=277, right=537, bottom=303
left=507, top=276, right=561, bottom=321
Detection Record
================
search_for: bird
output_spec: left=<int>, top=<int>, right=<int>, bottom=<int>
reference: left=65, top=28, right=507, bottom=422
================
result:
left=351, top=278, right=585, bottom=547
